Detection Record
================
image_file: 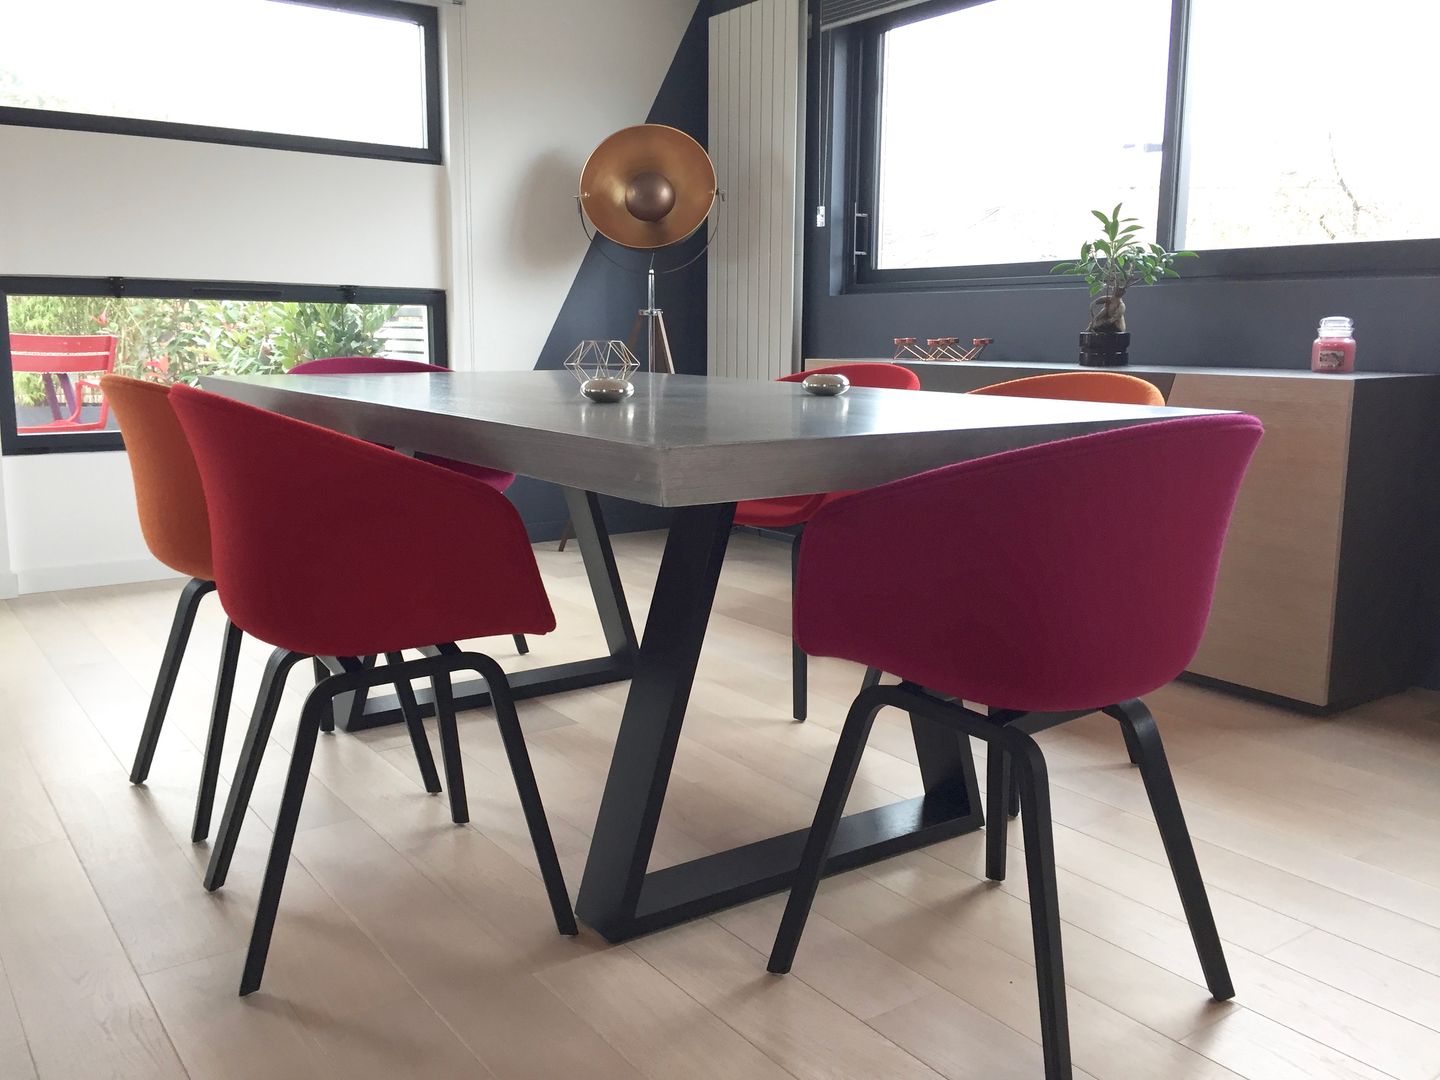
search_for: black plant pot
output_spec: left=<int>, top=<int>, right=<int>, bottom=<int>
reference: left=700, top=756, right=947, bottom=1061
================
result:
left=1078, top=330, right=1131, bottom=367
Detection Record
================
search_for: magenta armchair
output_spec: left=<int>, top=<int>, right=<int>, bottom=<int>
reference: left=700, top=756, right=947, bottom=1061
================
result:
left=768, top=414, right=1263, bottom=1080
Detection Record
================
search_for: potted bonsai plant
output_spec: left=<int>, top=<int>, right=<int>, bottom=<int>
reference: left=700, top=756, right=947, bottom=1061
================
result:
left=1053, top=204, right=1194, bottom=366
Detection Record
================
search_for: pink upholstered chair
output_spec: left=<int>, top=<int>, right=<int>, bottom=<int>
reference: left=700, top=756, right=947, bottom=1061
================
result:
left=767, top=414, right=1263, bottom=1080
left=734, top=362, right=923, bottom=721
left=288, top=356, right=530, bottom=657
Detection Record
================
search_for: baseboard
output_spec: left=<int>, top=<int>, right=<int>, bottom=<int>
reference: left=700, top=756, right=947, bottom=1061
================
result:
left=0, top=569, right=17, bottom=600
left=16, top=557, right=181, bottom=596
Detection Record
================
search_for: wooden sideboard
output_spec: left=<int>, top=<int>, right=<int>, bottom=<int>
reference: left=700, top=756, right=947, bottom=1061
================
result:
left=808, top=359, right=1440, bottom=709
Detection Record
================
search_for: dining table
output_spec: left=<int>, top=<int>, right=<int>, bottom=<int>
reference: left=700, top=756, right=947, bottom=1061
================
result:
left=203, top=369, right=1221, bottom=943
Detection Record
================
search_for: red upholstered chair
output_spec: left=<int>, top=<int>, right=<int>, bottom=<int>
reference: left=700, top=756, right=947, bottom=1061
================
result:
left=734, top=363, right=922, bottom=721
left=104, top=374, right=443, bottom=846
left=288, top=357, right=530, bottom=658
left=169, top=384, right=574, bottom=996
left=768, top=414, right=1262, bottom=1080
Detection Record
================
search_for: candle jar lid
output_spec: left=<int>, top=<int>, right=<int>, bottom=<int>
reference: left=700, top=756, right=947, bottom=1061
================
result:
left=1317, top=316, right=1354, bottom=337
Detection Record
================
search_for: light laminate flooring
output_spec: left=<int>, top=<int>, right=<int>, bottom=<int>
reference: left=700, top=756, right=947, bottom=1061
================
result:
left=2, top=529, right=1439, bottom=1080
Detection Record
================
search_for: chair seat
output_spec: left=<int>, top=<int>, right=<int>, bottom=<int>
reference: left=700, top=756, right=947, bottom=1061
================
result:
left=733, top=493, right=828, bottom=529
left=416, top=452, right=514, bottom=491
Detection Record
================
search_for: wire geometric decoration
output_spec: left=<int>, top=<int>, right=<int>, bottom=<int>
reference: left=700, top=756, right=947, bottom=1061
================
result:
left=564, top=340, right=641, bottom=385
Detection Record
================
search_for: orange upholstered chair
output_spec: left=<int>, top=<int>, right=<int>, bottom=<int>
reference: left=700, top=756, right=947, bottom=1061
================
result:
left=104, top=375, right=442, bottom=847
left=968, top=370, right=1166, bottom=407
left=104, top=374, right=237, bottom=845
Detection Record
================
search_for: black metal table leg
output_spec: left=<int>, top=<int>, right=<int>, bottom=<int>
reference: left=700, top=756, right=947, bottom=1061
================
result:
left=575, top=505, right=985, bottom=943
left=576, top=502, right=736, bottom=938
left=333, top=488, right=638, bottom=731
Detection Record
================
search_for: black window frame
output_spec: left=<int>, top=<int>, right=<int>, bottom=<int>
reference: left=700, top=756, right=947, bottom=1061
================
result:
left=0, top=0, right=443, bottom=165
left=0, top=275, right=448, bottom=456
left=839, top=0, right=1440, bottom=292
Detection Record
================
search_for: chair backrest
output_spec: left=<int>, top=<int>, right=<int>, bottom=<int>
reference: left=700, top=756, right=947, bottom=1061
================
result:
left=286, top=355, right=515, bottom=491
left=167, top=385, right=552, bottom=657
left=288, top=356, right=444, bottom=376
left=779, top=363, right=922, bottom=391
left=795, top=414, right=1263, bottom=712
left=100, top=375, right=213, bottom=581
left=10, top=334, right=118, bottom=375
left=969, top=371, right=1165, bottom=407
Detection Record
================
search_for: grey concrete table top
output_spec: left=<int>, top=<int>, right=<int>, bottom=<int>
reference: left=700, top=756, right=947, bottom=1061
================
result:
left=202, top=370, right=1224, bottom=507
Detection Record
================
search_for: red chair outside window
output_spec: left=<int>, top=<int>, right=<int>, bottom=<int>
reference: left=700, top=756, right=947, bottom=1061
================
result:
left=10, top=333, right=118, bottom=433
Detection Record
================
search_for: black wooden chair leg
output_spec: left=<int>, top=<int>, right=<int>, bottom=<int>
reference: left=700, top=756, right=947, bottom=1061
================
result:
left=791, top=535, right=807, bottom=722
left=1120, top=715, right=1144, bottom=766
left=430, top=666, right=469, bottom=824
left=384, top=653, right=442, bottom=794
left=769, top=686, right=885, bottom=973
left=792, top=641, right=808, bottom=723
left=239, top=684, right=330, bottom=996
left=1008, top=768, right=1021, bottom=818
left=1106, top=700, right=1234, bottom=1000
left=131, top=577, right=215, bottom=784
left=1002, top=726, right=1072, bottom=1080
left=310, top=657, right=337, bottom=733
left=985, top=740, right=1011, bottom=881
left=192, top=620, right=243, bottom=843
left=205, top=648, right=305, bottom=892
left=471, top=653, right=577, bottom=935
left=860, top=667, right=883, bottom=692
left=512, top=634, right=530, bottom=656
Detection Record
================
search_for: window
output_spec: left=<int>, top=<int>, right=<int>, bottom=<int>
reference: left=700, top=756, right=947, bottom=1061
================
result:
left=871, top=0, right=1172, bottom=271
left=0, top=0, right=441, bottom=163
left=841, top=0, right=1440, bottom=285
left=0, top=278, right=447, bottom=455
left=1179, top=0, right=1440, bottom=250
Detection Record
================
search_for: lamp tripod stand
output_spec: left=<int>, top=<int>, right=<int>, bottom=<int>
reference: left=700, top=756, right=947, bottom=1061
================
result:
left=628, top=267, right=676, bottom=375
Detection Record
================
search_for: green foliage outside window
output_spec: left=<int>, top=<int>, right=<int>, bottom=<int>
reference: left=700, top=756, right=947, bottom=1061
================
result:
left=7, top=295, right=402, bottom=406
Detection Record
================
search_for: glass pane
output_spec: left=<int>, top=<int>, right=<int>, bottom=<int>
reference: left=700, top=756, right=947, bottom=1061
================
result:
left=0, top=0, right=428, bottom=149
left=875, top=0, right=1172, bottom=270
left=1181, top=0, right=1440, bottom=249
left=7, top=294, right=425, bottom=440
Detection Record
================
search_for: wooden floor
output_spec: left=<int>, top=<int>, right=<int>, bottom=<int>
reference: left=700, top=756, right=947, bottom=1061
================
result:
left=2, top=529, right=1440, bottom=1080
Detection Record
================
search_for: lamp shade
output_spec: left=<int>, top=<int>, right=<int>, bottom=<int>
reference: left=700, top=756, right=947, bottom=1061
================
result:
left=579, top=124, right=717, bottom=250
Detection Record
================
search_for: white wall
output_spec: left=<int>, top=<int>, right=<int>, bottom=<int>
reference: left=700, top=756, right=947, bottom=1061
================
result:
left=0, top=125, right=449, bottom=592
left=0, top=126, right=448, bottom=286
left=0, top=0, right=697, bottom=593
left=444, top=0, right=695, bottom=371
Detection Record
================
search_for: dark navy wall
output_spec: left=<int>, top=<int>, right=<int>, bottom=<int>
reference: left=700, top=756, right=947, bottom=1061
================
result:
left=804, top=267, right=1440, bottom=374
left=508, top=0, right=711, bottom=541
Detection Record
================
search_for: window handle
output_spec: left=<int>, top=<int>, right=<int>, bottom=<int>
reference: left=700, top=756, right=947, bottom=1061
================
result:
left=853, top=208, right=870, bottom=258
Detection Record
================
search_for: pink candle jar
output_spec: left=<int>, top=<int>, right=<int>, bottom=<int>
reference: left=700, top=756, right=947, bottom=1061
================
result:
left=1311, top=316, right=1356, bottom=373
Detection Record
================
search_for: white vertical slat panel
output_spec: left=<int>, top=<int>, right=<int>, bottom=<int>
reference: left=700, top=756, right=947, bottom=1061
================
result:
left=707, top=17, right=719, bottom=380
left=727, top=8, right=742, bottom=378
left=781, top=0, right=802, bottom=370
left=707, top=0, right=804, bottom=380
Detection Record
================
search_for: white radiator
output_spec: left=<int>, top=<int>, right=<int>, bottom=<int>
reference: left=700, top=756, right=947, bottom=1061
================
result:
left=707, top=0, right=805, bottom=380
